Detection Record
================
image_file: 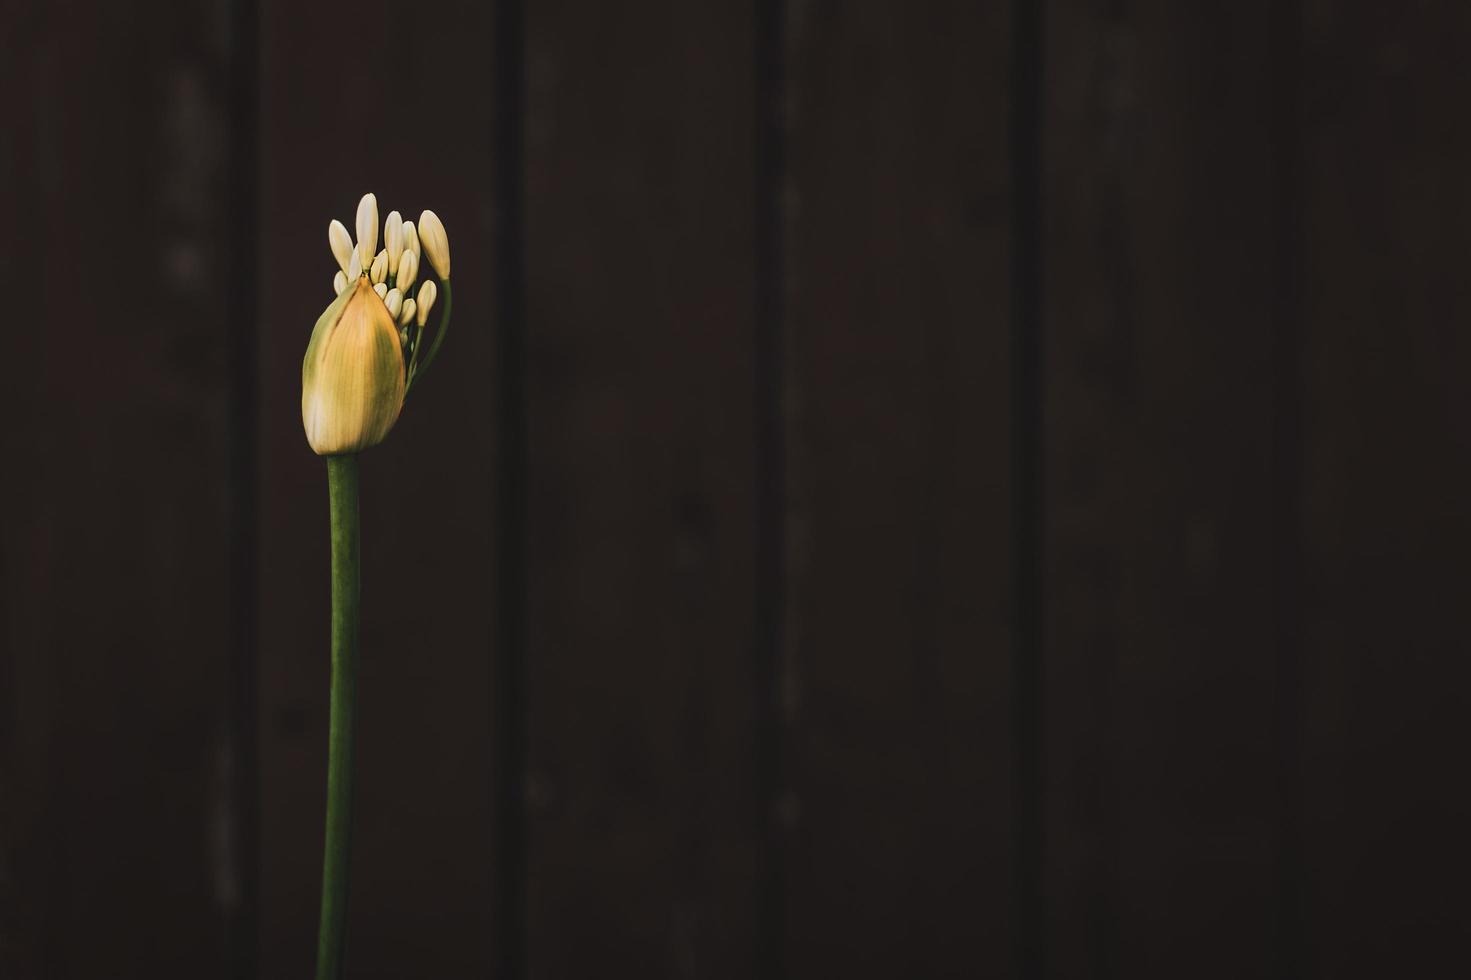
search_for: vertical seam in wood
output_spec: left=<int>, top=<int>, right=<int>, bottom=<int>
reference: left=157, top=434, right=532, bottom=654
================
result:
left=754, top=0, right=787, bottom=977
left=226, top=1, right=261, bottom=975
left=1272, top=3, right=1306, bottom=977
left=1011, top=1, right=1045, bottom=977
left=495, top=1, right=529, bottom=977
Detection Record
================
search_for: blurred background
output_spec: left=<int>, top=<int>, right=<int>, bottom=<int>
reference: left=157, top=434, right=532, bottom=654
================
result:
left=3, top=0, right=1470, bottom=977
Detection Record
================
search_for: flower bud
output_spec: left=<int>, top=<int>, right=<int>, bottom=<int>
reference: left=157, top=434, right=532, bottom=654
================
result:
left=385, top=210, right=404, bottom=273
left=329, top=220, right=355, bottom=277
left=396, top=249, right=418, bottom=292
left=402, top=220, right=420, bottom=260
left=347, top=244, right=363, bottom=281
left=370, top=249, right=388, bottom=284
left=416, top=280, right=436, bottom=327
left=417, top=210, right=450, bottom=279
left=384, top=287, right=403, bottom=320
left=302, top=277, right=406, bottom=455
left=399, top=297, right=416, bottom=327
left=373, top=282, right=388, bottom=299
left=333, top=270, right=348, bottom=296
left=355, top=193, right=379, bottom=267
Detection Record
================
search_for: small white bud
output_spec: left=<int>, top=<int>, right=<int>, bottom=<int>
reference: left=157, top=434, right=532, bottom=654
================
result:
left=396, top=249, right=419, bottom=292
left=417, top=210, right=450, bottom=279
left=399, top=297, right=416, bottom=327
left=329, top=220, right=355, bottom=276
left=333, top=270, right=348, bottom=296
left=416, top=280, right=437, bottom=327
left=370, top=249, right=388, bottom=284
left=355, top=193, right=379, bottom=268
left=385, top=211, right=404, bottom=274
left=373, top=282, right=388, bottom=299
left=402, top=220, right=420, bottom=260
left=384, top=287, right=403, bottom=320
left=347, top=244, right=363, bottom=281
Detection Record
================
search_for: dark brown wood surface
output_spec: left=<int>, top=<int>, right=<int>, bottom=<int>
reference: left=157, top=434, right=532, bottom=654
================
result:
left=523, top=2, right=758, bottom=975
left=1042, top=2, right=1285, bottom=976
left=4, top=1, right=1471, bottom=978
left=1299, top=4, right=1471, bottom=975
left=782, top=2, right=1014, bottom=976
left=0, top=3, right=237, bottom=976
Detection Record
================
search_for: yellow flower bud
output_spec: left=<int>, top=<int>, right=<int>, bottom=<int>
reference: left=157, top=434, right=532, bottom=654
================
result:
left=396, top=249, right=418, bottom=292
left=302, top=277, right=406, bottom=456
left=370, top=249, right=388, bottom=284
left=402, top=220, right=420, bottom=260
left=373, top=282, right=388, bottom=299
left=399, top=297, right=416, bottom=327
left=416, top=279, right=436, bottom=327
left=385, top=210, right=404, bottom=274
left=333, top=270, right=348, bottom=296
left=417, top=210, right=450, bottom=279
left=329, top=220, right=355, bottom=277
left=347, top=244, right=363, bottom=281
left=384, top=287, right=403, bottom=320
left=355, top=193, right=379, bottom=268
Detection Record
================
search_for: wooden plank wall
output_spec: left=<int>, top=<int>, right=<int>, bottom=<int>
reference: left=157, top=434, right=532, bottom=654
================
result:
left=781, top=3, right=1012, bottom=977
left=1298, top=3, right=1471, bottom=974
left=4, top=1, right=1471, bottom=979
left=1, top=2, right=239, bottom=976
left=523, top=2, right=757, bottom=976
left=1043, top=2, right=1283, bottom=975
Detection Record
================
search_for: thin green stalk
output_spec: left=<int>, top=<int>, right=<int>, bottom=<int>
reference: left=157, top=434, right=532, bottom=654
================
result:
left=316, top=454, right=360, bottom=980
left=407, top=278, right=452, bottom=393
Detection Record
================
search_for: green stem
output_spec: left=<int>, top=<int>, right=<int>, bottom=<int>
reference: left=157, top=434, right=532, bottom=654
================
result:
left=407, top=277, right=452, bottom=393
left=316, top=454, right=360, bottom=980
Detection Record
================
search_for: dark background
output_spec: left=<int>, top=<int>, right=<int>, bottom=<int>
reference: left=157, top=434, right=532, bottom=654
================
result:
left=3, top=0, right=1470, bottom=977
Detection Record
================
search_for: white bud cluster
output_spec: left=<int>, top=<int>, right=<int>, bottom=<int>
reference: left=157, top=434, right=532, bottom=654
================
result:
left=324, top=192, right=453, bottom=396
left=327, top=193, right=451, bottom=301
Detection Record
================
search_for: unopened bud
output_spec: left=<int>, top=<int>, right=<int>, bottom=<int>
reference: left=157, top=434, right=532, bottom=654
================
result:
left=329, top=220, right=355, bottom=276
left=355, top=193, right=379, bottom=267
left=301, top=278, right=406, bottom=455
left=370, top=249, right=388, bottom=284
left=333, top=270, right=348, bottom=296
left=373, top=282, right=388, bottom=299
left=416, top=280, right=437, bottom=327
left=399, top=297, right=416, bottom=326
left=396, top=249, right=419, bottom=292
left=402, top=220, right=420, bottom=260
left=417, top=210, right=450, bottom=279
left=385, top=287, right=403, bottom=320
left=385, top=211, right=404, bottom=274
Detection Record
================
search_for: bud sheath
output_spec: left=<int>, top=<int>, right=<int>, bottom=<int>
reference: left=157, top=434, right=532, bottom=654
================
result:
left=302, top=278, right=406, bottom=455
